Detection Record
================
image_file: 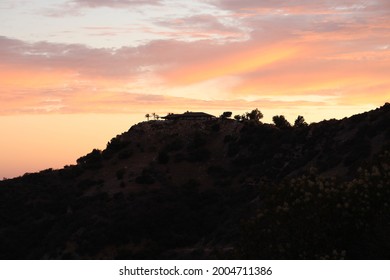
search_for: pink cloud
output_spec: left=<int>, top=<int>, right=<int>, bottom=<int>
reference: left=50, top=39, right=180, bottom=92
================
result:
left=70, top=0, right=161, bottom=8
left=156, top=14, right=246, bottom=41
left=0, top=86, right=326, bottom=115
left=212, top=0, right=376, bottom=13
left=0, top=36, right=143, bottom=79
left=2, top=0, right=390, bottom=117
left=43, top=0, right=161, bottom=17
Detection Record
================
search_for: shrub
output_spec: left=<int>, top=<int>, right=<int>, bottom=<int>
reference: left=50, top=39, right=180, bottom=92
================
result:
left=116, top=168, right=126, bottom=180
left=220, top=111, right=232, bottom=119
left=227, top=143, right=239, bottom=157
left=273, top=115, right=291, bottom=129
left=294, top=115, right=308, bottom=128
left=211, top=123, right=220, bottom=132
left=118, top=149, right=133, bottom=160
left=135, top=169, right=156, bottom=185
left=59, top=165, right=84, bottom=179
left=106, top=137, right=129, bottom=152
left=165, top=138, right=184, bottom=152
left=224, top=135, right=233, bottom=143
left=187, top=148, right=211, bottom=162
left=247, top=108, right=263, bottom=123
left=77, top=149, right=103, bottom=169
left=157, top=151, right=170, bottom=164
left=190, top=133, right=207, bottom=149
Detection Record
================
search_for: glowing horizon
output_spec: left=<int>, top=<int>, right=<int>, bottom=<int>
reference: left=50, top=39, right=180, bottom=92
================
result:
left=0, top=0, right=389, bottom=179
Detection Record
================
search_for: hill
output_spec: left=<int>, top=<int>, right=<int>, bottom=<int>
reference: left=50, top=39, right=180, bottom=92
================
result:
left=0, top=104, right=389, bottom=259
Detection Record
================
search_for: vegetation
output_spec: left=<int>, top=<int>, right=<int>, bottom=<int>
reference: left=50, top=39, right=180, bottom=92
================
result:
left=234, top=108, right=264, bottom=123
left=239, top=149, right=390, bottom=259
left=294, top=115, right=308, bottom=128
left=0, top=103, right=389, bottom=259
left=76, top=149, right=103, bottom=169
left=220, top=111, right=232, bottom=119
left=272, top=115, right=291, bottom=129
left=247, top=108, right=263, bottom=122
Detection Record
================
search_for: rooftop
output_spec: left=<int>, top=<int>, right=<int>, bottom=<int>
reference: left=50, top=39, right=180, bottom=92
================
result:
left=161, top=112, right=216, bottom=120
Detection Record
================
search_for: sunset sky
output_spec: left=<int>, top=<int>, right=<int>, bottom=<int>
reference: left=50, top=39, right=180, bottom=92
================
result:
left=1, top=0, right=389, bottom=179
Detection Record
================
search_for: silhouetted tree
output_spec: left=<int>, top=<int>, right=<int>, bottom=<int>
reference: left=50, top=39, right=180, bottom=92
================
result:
left=294, top=115, right=308, bottom=128
left=273, top=115, right=291, bottom=129
left=220, top=111, right=233, bottom=119
left=145, top=114, right=150, bottom=121
left=152, top=113, right=156, bottom=120
left=247, top=108, right=263, bottom=123
left=234, top=115, right=242, bottom=121
left=77, top=149, right=103, bottom=169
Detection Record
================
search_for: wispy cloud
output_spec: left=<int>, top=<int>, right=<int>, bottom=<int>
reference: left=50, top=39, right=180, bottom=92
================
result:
left=3, top=0, right=390, bottom=180
left=42, top=0, right=161, bottom=17
left=1, top=0, right=389, bottom=117
left=69, top=0, right=161, bottom=8
left=0, top=36, right=143, bottom=79
left=156, top=14, right=247, bottom=42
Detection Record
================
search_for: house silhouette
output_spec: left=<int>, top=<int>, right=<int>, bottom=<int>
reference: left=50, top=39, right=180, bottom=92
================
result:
left=161, top=112, right=216, bottom=121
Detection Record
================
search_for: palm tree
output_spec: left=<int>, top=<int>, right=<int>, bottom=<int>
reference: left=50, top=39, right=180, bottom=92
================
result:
left=145, top=113, right=150, bottom=121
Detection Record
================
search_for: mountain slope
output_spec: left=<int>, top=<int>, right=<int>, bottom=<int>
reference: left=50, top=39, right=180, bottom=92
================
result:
left=0, top=103, right=389, bottom=259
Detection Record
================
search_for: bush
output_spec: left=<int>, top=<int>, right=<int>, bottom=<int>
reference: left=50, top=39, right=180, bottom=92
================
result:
left=76, top=149, right=103, bottom=169
left=187, top=148, right=211, bottom=162
left=118, top=149, right=133, bottom=160
left=227, top=143, right=239, bottom=157
left=135, top=175, right=155, bottom=185
left=59, top=165, right=84, bottom=179
left=273, top=115, right=291, bottom=129
left=211, top=123, right=220, bottom=132
left=165, top=138, right=184, bottom=152
left=135, top=169, right=156, bottom=185
left=224, top=135, right=233, bottom=143
left=190, top=133, right=207, bottom=149
left=106, top=137, right=129, bottom=152
left=220, top=111, right=232, bottom=119
left=157, top=151, right=170, bottom=164
left=116, top=168, right=126, bottom=180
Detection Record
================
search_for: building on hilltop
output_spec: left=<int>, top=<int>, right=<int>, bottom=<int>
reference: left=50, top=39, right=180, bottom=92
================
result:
left=161, top=112, right=216, bottom=121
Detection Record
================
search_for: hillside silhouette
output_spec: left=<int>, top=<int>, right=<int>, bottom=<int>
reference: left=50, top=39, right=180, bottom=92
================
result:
left=0, top=103, right=389, bottom=259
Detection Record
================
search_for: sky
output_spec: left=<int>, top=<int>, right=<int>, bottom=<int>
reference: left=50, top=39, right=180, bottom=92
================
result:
left=0, top=0, right=389, bottom=179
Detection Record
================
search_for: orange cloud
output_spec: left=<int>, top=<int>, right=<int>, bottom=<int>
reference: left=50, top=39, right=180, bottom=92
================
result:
left=164, top=43, right=300, bottom=85
left=0, top=67, right=75, bottom=89
left=233, top=64, right=390, bottom=97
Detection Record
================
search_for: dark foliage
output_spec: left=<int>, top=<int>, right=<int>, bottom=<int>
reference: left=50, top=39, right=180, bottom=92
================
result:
left=0, top=104, right=389, bottom=260
left=246, top=108, right=263, bottom=122
left=294, top=115, right=308, bottom=128
left=76, top=149, right=103, bottom=169
left=220, top=111, right=232, bottom=119
left=135, top=169, right=156, bottom=185
left=157, top=150, right=170, bottom=164
left=273, top=115, right=291, bottom=129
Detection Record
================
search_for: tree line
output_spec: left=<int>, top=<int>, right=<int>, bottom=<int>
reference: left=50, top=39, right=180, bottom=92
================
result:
left=145, top=108, right=308, bottom=129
